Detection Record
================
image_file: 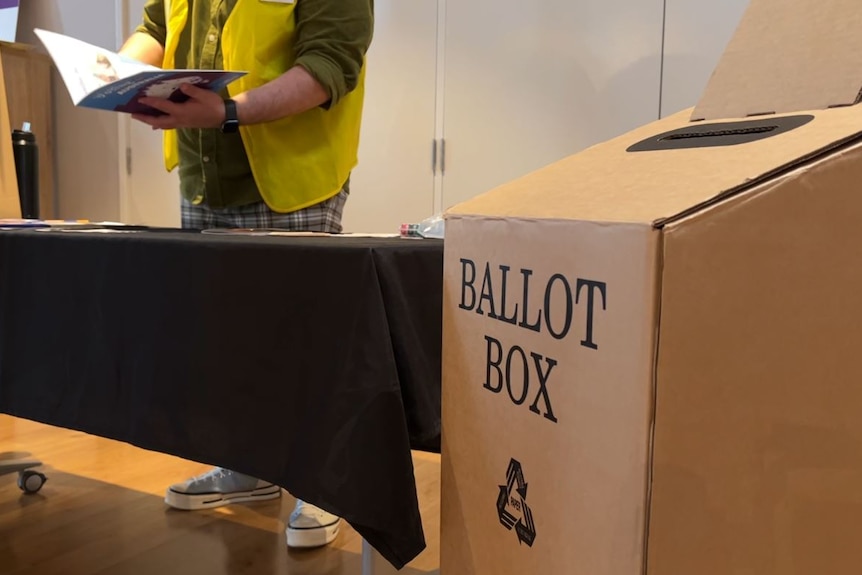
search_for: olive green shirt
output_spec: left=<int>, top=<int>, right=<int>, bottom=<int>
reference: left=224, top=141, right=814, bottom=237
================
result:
left=135, top=0, right=373, bottom=209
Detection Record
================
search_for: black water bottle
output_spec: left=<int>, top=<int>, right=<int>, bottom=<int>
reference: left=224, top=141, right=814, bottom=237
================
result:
left=12, top=122, right=39, bottom=220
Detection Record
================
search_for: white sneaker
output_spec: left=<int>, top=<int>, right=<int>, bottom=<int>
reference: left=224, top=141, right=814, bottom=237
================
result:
left=165, top=467, right=282, bottom=510
left=286, top=499, right=342, bottom=548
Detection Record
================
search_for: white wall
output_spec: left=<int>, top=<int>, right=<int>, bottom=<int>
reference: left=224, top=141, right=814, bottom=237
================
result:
left=440, top=0, right=665, bottom=210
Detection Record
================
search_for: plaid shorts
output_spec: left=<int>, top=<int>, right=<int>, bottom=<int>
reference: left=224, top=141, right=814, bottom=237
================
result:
left=181, top=188, right=349, bottom=232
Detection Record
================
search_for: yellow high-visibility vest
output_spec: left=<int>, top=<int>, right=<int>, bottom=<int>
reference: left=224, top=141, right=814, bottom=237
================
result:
left=161, top=0, right=365, bottom=213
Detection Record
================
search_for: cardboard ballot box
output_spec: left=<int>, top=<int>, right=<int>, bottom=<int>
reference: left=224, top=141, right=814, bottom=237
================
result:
left=440, top=1, right=862, bottom=573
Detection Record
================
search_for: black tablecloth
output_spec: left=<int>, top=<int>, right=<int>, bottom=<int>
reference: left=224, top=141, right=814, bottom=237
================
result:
left=0, top=229, right=442, bottom=569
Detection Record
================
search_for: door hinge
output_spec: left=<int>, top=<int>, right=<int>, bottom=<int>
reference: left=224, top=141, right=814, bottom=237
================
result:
left=432, top=139, right=446, bottom=176
left=125, top=147, right=132, bottom=176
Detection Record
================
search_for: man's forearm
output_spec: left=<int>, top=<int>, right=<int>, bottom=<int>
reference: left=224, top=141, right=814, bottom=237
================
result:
left=119, top=32, right=165, bottom=67
left=232, top=66, right=330, bottom=125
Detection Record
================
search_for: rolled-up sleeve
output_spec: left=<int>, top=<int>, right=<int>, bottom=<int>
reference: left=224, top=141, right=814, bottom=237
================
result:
left=134, top=0, right=168, bottom=46
left=294, top=0, right=374, bottom=106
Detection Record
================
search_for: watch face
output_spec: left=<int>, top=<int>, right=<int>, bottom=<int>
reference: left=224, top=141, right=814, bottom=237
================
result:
left=221, top=119, right=240, bottom=134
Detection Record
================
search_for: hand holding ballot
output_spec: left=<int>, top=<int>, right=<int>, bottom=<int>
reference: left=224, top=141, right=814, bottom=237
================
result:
left=131, top=81, right=231, bottom=131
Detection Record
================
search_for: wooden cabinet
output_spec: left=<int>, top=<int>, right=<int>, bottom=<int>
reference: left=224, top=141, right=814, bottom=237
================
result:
left=0, top=41, right=55, bottom=218
left=0, top=45, right=17, bottom=217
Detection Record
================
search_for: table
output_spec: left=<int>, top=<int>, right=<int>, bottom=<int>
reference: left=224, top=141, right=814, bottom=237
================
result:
left=0, top=228, right=443, bottom=569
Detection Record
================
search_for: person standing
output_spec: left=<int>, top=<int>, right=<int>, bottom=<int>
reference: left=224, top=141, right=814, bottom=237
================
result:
left=119, top=0, right=374, bottom=549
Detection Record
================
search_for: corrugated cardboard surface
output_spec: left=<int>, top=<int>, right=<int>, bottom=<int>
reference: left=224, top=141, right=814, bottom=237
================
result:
left=693, top=0, right=862, bottom=121
left=649, top=141, right=862, bottom=574
left=446, top=106, right=862, bottom=226
left=442, top=4, right=862, bottom=569
left=441, top=217, right=659, bottom=575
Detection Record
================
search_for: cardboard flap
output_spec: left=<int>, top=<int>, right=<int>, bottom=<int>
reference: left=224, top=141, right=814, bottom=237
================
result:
left=692, top=0, right=862, bottom=121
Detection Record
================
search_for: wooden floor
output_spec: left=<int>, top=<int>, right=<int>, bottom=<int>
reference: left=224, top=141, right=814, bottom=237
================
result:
left=0, top=415, right=440, bottom=575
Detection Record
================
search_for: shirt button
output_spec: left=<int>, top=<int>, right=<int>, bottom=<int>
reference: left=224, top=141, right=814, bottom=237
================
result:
left=208, top=33, right=217, bottom=42
left=203, top=156, right=210, bottom=163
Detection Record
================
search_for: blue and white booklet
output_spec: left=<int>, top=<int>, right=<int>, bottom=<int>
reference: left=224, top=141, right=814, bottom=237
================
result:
left=34, top=28, right=246, bottom=116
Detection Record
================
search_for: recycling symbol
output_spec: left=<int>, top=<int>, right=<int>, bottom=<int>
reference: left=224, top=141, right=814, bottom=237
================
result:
left=496, top=458, right=537, bottom=547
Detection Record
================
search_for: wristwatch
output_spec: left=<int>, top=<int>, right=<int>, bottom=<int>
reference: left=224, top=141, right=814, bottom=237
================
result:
left=221, top=98, right=240, bottom=134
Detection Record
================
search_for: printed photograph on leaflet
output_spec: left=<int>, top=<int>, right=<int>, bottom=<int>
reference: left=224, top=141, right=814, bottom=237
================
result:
left=33, top=28, right=246, bottom=116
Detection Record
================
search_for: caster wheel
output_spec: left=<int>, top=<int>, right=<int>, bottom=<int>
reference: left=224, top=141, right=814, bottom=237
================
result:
left=18, top=470, right=47, bottom=494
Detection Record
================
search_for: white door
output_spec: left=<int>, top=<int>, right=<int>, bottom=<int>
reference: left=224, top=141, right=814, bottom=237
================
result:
left=121, top=0, right=181, bottom=227
left=440, top=0, right=665, bottom=210
left=341, top=0, right=440, bottom=234
left=660, top=0, right=750, bottom=118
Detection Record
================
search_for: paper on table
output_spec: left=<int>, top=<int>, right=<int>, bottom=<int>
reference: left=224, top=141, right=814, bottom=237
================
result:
left=200, top=229, right=401, bottom=238
left=267, top=232, right=402, bottom=238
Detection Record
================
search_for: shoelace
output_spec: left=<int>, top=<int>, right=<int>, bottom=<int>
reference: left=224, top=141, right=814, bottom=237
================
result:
left=294, top=500, right=335, bottom=521
left=191, top=467, right=228, bottom=485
